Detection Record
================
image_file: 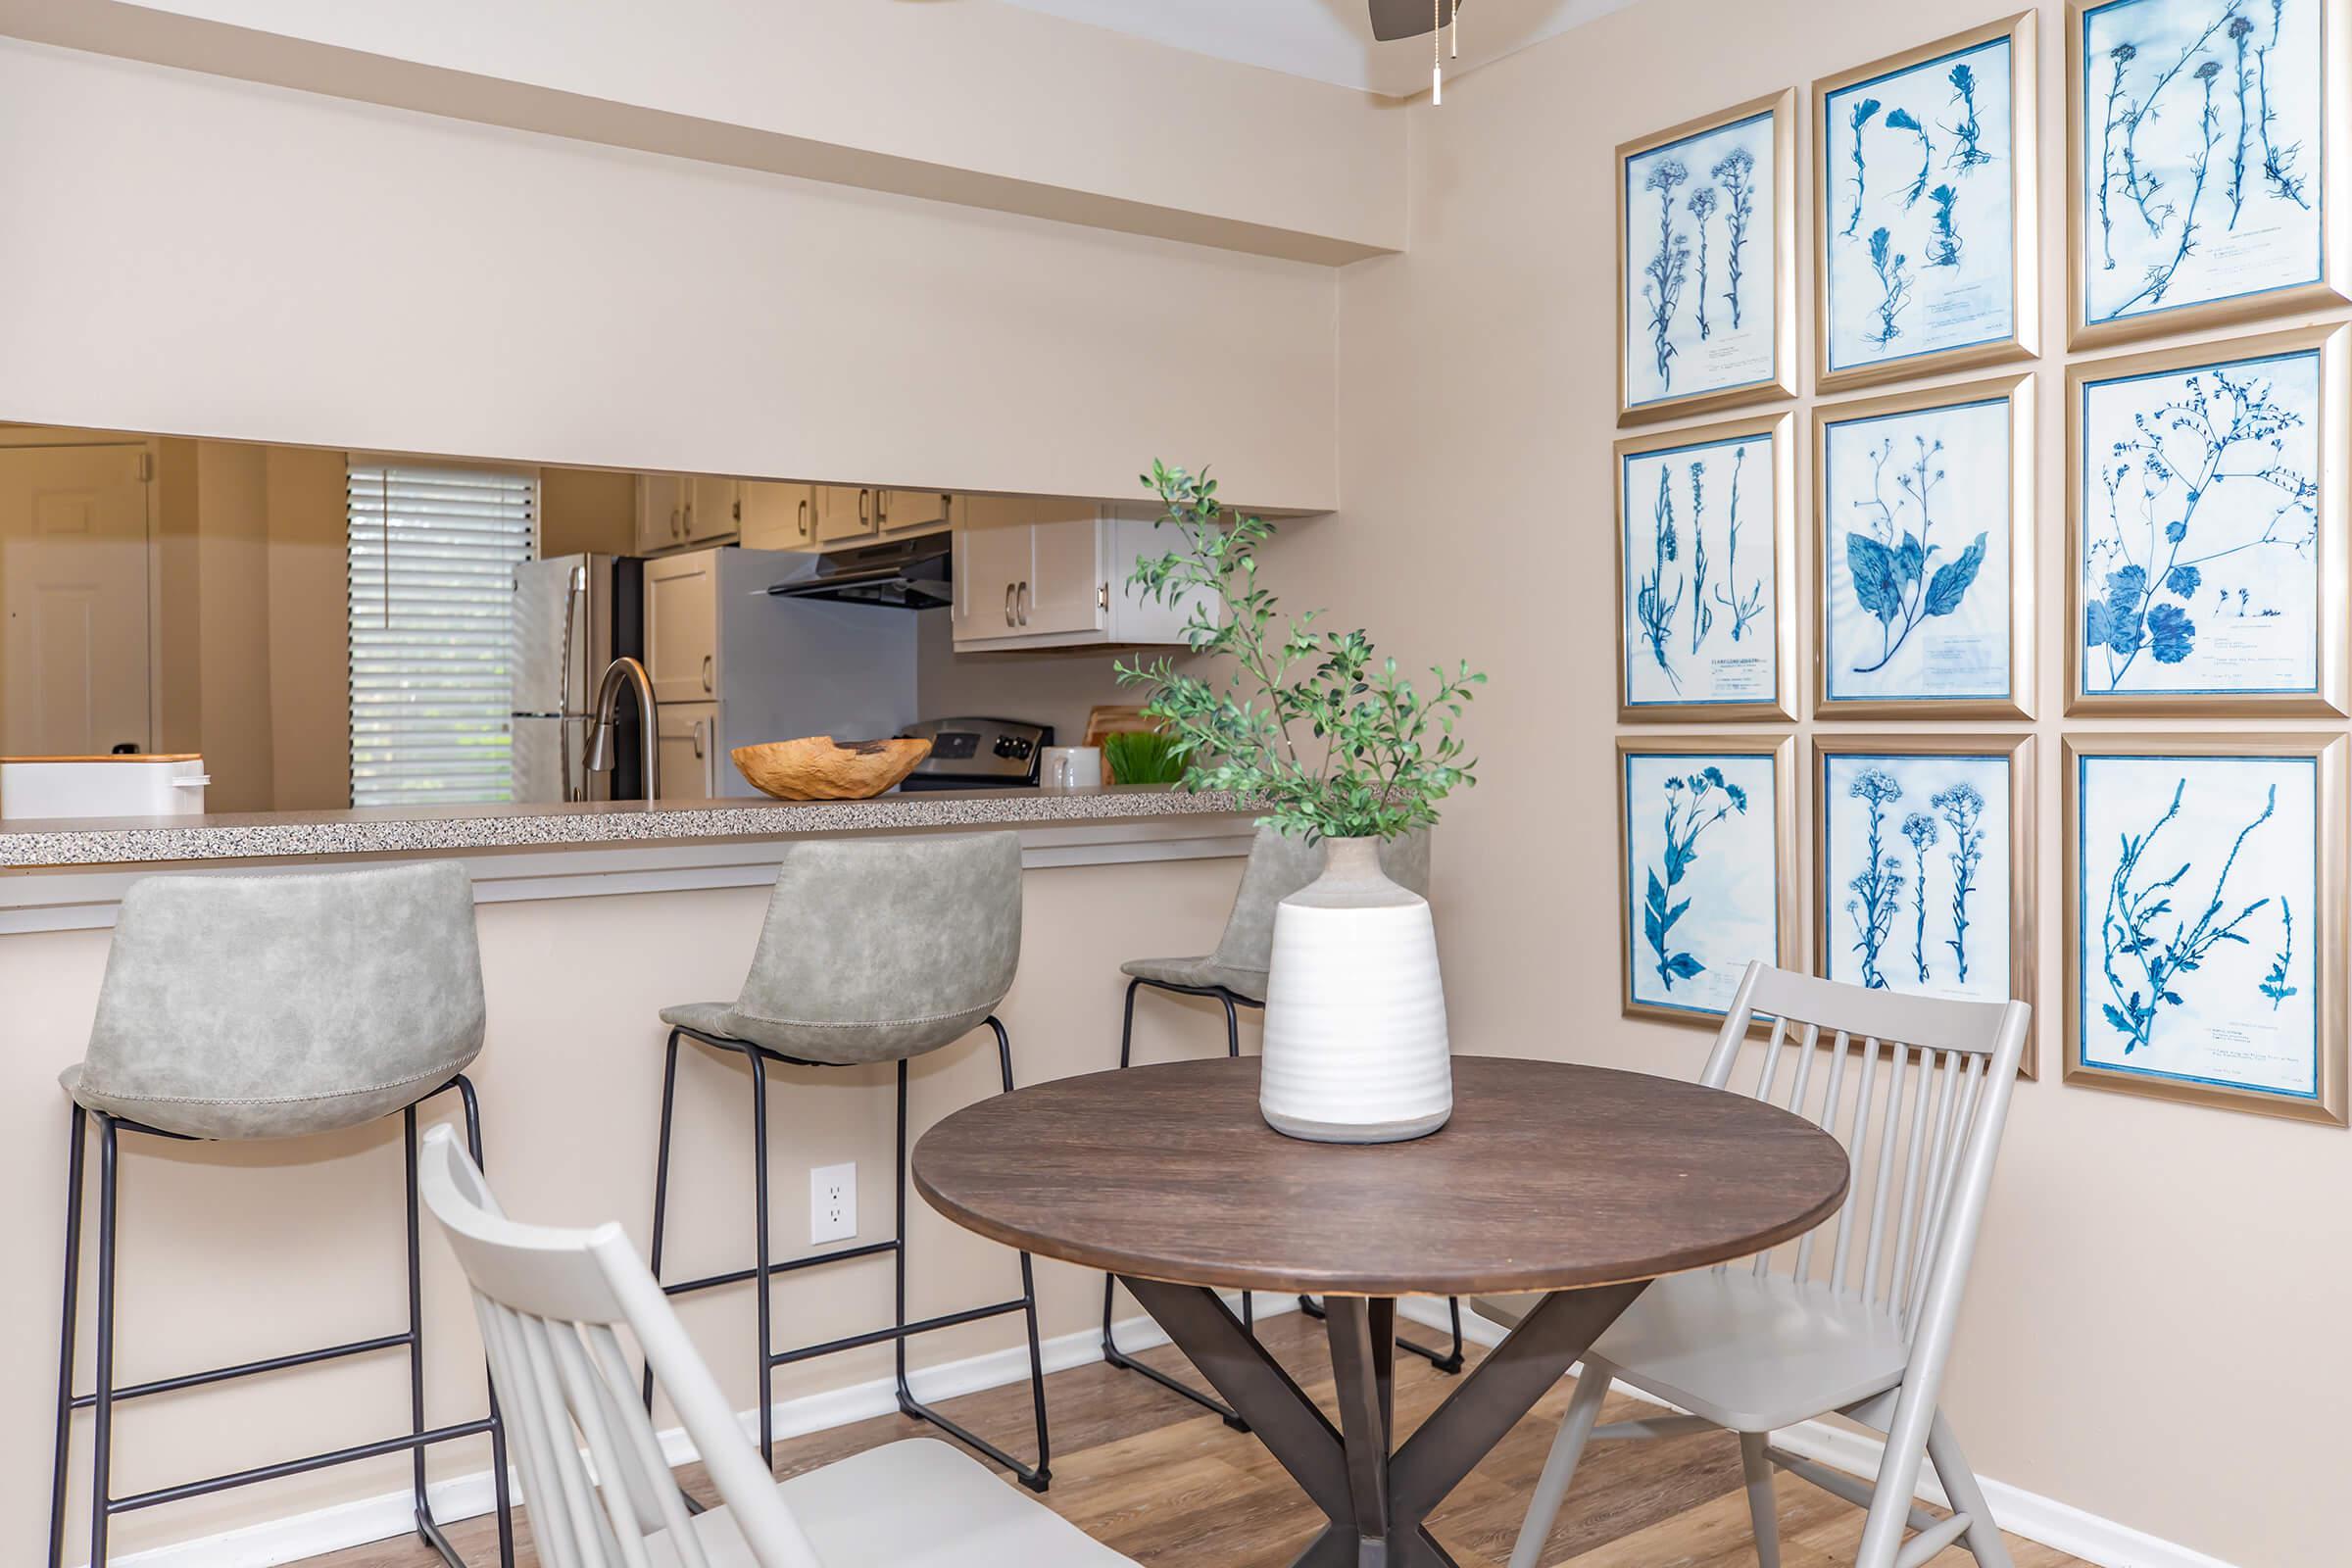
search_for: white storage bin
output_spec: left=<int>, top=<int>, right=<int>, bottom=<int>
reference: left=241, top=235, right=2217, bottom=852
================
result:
left=0, top=756, right=211, bottom=819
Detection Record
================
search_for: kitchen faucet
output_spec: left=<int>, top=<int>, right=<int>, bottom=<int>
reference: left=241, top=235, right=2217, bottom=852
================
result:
left=582, top=656, right=661, bottom=806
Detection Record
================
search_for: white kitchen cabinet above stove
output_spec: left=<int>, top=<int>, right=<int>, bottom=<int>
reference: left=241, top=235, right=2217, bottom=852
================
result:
left=951, top=499, right=1200, bottom=652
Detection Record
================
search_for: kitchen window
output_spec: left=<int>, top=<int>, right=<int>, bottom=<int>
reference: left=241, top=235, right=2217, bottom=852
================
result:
left=346, top=461, right=537, bottom=808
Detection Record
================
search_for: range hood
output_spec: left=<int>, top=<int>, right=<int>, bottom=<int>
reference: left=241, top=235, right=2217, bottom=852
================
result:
left=764, top=534, right=951, bottom=611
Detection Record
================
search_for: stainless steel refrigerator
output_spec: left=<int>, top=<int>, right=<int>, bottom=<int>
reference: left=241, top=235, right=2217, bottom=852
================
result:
left=512, top=554, right=643, bottom=802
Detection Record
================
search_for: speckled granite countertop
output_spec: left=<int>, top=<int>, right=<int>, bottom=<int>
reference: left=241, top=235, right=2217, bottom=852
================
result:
left=0, top=786, right=1250, bottom=869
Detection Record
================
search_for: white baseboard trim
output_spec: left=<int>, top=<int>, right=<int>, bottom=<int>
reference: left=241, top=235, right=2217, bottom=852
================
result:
left=106, top=1291, right=2234, bottom=1568
left=105, top=1295, right=1288, bottom=1568
left=1402, top=1296, right=2237, bottom=1568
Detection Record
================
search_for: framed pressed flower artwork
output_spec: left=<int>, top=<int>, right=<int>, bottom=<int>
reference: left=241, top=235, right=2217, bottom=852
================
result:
left=1814, top=375, right=2035, bottom=717
left=1815, top=736, right=2038, bottom=1074
left=2067, top=0, right=2352, bottom=350
left=1617, top=89, right=1800, bottom=425
left=2064, top=734, right=2347, bottom=1124
left=2066, top=323, right=2350, bottom=715
left=1615, top=412, right=1797, bottom=722
left=1814, top=13, right=2039, bottom=393
left=1618, top=735, right=1800, bottom=1028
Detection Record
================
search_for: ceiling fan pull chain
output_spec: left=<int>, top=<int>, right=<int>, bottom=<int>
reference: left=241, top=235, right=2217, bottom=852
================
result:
left=1432, top=0, right=1442, bottom=102
left=1452, top=0, right=1461, bottom=59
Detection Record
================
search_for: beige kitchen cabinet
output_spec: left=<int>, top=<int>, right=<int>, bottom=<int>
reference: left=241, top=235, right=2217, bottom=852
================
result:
left=635, top=472, right=688, bottom=554
left=875, top=489, right=953, bottom=535
left=813, top=484, right=878, bottom=544
left=642, top=549, right=719, bottom=706
left=739, top=480, right=818, bottom=551
left=951, top=498, right=1200, bottom=651
left=683, top=476, right=741, bottom=545
left=655, top=700, right=719, bottom=800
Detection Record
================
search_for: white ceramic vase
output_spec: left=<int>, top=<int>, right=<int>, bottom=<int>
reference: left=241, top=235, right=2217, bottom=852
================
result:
left=1257, top=836, right=1451, bottom=1143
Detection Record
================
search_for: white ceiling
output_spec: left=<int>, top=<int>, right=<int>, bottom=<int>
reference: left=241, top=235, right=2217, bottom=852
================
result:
left=990, top=0, right=1642, bottom=98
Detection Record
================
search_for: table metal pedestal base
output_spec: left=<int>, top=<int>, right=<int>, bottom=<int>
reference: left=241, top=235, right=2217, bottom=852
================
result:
left=1120, top=1275, right=1646, bottom=1568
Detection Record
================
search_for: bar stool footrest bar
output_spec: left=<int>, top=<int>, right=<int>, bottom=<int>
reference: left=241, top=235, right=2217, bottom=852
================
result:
left=107, top=1417, right=497, bottom=1514
left=897, top=1393, right=1052, bottom=1493
left=768, top=1298, right=1029, bottom=1367
left=1102, top=1337, right=1250, bottom=1430
left=662, top=1238, right=900, bottom=1298
left=69, top=1331, right=416, bottom=1409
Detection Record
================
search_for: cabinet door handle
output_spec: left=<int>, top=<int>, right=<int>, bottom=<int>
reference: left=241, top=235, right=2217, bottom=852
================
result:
left=858, top=487, right=871, bottom=528
left=875, top=491, right=890, bottom=528
left=797, top=497, right=810, bottom=539
left=1004, top=582, right=1016, bottom=626
left=670, top=505, right=684, bottom=538
left=701, top=654, right=713, bottom=694
left=1016, top=580, right=1030, bottom=626
left=692, top=719, right=707, bottom=760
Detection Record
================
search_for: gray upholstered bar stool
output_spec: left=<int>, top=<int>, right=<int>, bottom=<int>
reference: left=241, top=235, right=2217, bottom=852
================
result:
left=645, top=831, right=1051, bottom=1490
left=1104, top=825, right=1463, bottom=1426
left=46, top=862, right=513, bottom=1568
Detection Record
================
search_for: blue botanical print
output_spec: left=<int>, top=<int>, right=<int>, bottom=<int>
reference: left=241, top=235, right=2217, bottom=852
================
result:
left=1711, top=446, right=1765, bottom=643
left=1644, top=766, right=1750, bottom=991
left=1845, top=434, right=1987, bottom=676
left=1926, top=184, right=1963, bottom=268
left=1944, top=61, right=1993, bottom=172
left=1642, top=160, right=1692, bottom=388
left=1688, top=461, right=1714, bottom=654
left=1688, top=186, right=1719, bottom=341
left=1843, top=97, right=1883, bottom=239
left=2117, top=58, right=2226, bottom=318
left=1886, top=108, right=1934, bottom=208
left=1865, top=227, right=1913, bottom=348
left=1711, top=147, right=1756, bottom=329
left=2260, top=897, right=2297, bottom=1008
left=2254, top=0, right=2308, bottom=208
left=2115, top=11, right=2234, bottom=240
left=2225, top=13, right=2255, bottom=226
left=1844, top=767, right=1905, bottom=990
left=1933, top=781, right=1985, bottom=984
left=2083, top=365, right=2318, bottom=692
left=2099, top=777, right=2278, bottom=1053
left=1635, top=466, right=1683, bottom=690
left=1902, top=811, right=1939, bottom=984
left=2094, top=41, right=2136, bottom=270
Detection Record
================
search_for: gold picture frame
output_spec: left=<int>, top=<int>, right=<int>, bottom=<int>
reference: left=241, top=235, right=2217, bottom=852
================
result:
left=1812, top=733, right=2039, bottom=1078
left=2064, top=322, right=2350, bottom=717
left=1617, top=733, right=1801, bottom=1030
left=1811, top=373, right=2036, bottom=719
left=2062, top=733, right=2348, bottom=1125
left=2065, top=0, right=2352, bottom=352
left=1615, top=411, right=1799, bottom=723
left=1813, top=12, right=2040, bottom=395
left=1617, top=88, right=1801, bottom=426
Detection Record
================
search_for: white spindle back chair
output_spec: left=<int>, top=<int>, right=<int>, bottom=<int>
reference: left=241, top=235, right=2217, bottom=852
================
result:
left=1487, top=962, right=2031, bottom=1568
left=416, top=1125, right=1133, bottom=1568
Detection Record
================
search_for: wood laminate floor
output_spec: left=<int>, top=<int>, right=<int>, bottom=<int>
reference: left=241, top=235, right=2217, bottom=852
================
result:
left=296, top=1311, right=2081, bottom=1568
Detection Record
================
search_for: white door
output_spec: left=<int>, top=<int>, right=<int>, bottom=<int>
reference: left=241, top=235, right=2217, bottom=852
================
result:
left=951, top=494, right=1035, bottom=644
left=1021, top=507, right=1109, bottom=637
left=655, top=700, right=718, bottom=801
left=0, top=446, right=152, bottom=756
left=643, top=550, right=719, bottom=706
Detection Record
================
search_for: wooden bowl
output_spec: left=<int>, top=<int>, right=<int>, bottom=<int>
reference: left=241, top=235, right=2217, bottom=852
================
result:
left=730, top=736, right=933, bottom=801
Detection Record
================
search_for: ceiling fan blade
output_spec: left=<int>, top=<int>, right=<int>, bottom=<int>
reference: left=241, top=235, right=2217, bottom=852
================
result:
left=1368, top=0, right=1458, bottom=43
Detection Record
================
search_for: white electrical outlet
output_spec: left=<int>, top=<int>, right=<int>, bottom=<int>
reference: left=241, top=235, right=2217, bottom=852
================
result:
left=809, top=1162, right=857, bottom=1245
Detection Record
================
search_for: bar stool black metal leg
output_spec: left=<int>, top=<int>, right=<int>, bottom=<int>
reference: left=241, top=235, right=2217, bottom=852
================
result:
left=405, top=1104, right=431, bottom=1548
left=1218, top=992, right=1256, bottom=1339
left=891, top=1030, right=1053, bottom=1491
left=748, top=1048, right=775, bottom=1470
left=450, top=1076, right=516, bottom=1568
left=88, top=1112, right=120, bottom=1568
left=47, top=1105, right=86, bottom=1568
left=643, top=1029, right=683, bottom=1411
left=1099, top=978, right=1251, bottom=1430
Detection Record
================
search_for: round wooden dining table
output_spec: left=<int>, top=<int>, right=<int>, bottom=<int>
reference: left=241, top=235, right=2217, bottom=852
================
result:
left=912, top=1054, right=1851, bottom=1568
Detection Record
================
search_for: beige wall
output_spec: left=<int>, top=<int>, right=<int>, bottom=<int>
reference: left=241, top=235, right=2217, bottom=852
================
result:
left=8, top=853, right=1251, bottom=1565
left=1308, top=3, right=2347, bottom=1562
left=0, top=38, right=1340, bottom=513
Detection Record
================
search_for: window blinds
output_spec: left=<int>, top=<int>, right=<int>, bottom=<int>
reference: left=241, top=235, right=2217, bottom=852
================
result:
left=346, top=462, right=536, bottom=808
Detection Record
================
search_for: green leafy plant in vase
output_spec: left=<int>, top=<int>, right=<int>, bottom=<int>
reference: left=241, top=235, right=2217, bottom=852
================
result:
left=1115, top=460, right=1486, bottom=1143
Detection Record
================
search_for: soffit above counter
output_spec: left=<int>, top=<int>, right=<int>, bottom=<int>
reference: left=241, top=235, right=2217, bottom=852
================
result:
left=0, top=0, right=1406, bottom=266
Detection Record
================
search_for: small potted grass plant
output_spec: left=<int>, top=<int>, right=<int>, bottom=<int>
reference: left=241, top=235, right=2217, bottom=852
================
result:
left=1117, top=461, right=1483, bottom=1143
